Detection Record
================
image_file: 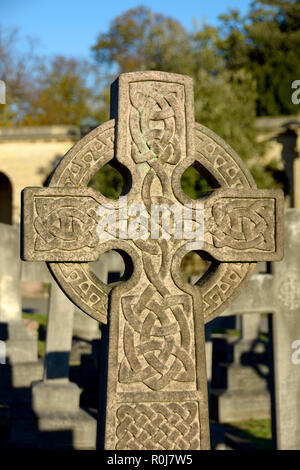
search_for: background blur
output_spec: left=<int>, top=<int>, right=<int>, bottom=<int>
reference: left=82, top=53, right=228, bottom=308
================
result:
left=1, top=0, right=299, bottom=224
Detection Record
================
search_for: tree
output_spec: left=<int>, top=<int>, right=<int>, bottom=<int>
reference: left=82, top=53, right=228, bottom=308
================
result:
left=91, top=7, right=277, bottom=195
left=190, top=26, right=261, bottom=162
left=23, top=56, right=103, bottom=126
left=0, top=26, right=40, bottom=126
left=0, top=26, right=107, bottom=126
left=218, top=0, right=300, bottom=115
left=92, top=6, right=193, bottom=77
left=91, top=9, right=260, bottom=159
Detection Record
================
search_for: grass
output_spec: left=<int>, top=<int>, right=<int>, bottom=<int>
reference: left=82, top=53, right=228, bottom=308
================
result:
left=226, top=418, right=272, bottom=450
left=211, top=328, right=241, bottom=338
left=22, top=313, right=47, bottom=358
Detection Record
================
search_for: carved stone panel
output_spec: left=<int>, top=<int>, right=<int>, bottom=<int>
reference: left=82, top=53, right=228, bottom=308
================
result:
left=21, top=71, right=284, bottom=450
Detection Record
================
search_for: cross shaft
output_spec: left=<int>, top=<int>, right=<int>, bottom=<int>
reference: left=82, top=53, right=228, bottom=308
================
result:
left=21, top=71, right=284, bottom=449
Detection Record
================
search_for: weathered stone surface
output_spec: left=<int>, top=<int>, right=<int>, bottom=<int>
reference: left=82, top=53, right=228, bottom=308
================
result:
left=220, top=209, right=299, bottom=449
left=19, top=253, right=97, bottom=449
left=294, top=158, right=300, bottom=208
left=21, top=71, right=284, bottom=450
left=32, top=381, right=80, bottom=414
left=44, top=283, right=74, bottom=380
left=0, top=224, right=42, bottom=406
left=212, top=389, right=270, bottom=423
left=9, top=361, right=44, bottom=389
left=22, top=186, right=283, bottom=263
left=72, top=251, right=124, bottom=344
left=10, top=408, right=97, bottom=450
left=210, top=313, right=271, bottom=423
left=0, top=223, right=22, bottom=322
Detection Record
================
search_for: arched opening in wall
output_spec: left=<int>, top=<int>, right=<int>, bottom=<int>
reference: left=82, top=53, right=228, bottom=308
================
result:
left=0, top=172, right=12, bottom=224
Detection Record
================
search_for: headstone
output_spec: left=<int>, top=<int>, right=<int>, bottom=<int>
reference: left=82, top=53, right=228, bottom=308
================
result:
left=21, top=71, right=284, bottom=450
left=210, top=311, right=271, bottom=423
left=220, top=209, right=300, bottom=449
left=0, top=223, right=42, bottom=404
left=12, top=262, right=97, bottom=449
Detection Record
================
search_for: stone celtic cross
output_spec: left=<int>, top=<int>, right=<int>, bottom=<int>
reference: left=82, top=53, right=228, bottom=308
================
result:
left=21, top=71, right=284, bottom=450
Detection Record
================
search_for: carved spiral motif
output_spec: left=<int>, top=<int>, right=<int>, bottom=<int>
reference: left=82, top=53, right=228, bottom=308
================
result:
left=34, top=197, right=99, bottom=251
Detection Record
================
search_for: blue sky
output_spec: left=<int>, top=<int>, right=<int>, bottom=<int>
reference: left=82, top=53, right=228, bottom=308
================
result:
left=1, top=0, right=252, bottom=59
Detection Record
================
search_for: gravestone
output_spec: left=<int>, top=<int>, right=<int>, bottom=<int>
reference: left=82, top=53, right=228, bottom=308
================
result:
left=0, top=223, right=43, bottom=404
left=221, top=209, right=300, bottom=449
left=210, top=310, right=271, bottom=423
left=12, top=262, right=97, bottom=449
left=21, top=71, right=284, bottom=450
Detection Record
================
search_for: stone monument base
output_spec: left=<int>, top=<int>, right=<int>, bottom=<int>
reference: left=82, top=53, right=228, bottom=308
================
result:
left=10, top=407, right=97, bottom=449
left=211, top=387, right=270, bottom=422
left=0, top=361, right=44, bottom=404
left=10, top=380, right=97, bottom=449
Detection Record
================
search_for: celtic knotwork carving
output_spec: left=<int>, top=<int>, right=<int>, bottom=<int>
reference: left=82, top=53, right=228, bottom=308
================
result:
left=195, top=125, right=252, bottom=188
left=129, top=82, right=185, bottom=164
left=34, top=196, right=99, bottom=252
left=207, top=198, right=275, bottom=251
left=200, top=263, right=250, bottom=314
left=119, top=291, right=195, bottom=391
left=45, top=119, right=258, bottom=324
left=50, top=122, right=114, bottom=187
left=49, top=263, right=109, bottom=323
left=116, top=402, right=199, bottom=450
left=21, top=71, right=284, bottom=451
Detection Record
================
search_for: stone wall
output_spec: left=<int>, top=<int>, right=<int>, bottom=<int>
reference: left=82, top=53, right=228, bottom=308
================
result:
left=0, top=126, right=79, bottom=224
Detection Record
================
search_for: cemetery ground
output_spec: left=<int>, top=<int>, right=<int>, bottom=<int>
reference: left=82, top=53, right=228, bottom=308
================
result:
left=0, top=292, right=273, bottom=450
left=0, top=251, right=274, bottom=450
left=0, top=226, right=285, bottom=450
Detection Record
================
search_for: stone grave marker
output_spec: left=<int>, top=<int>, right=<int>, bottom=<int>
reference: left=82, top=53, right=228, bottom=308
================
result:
left=210, top=310, right=271, bottom=423
left=21, top=71, right=284, bottom=450
left=0, top=223, right=43, bottom=405
left=219, top=209, right=300, bottom=450
left=13, top=261, right=97, bottom=449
